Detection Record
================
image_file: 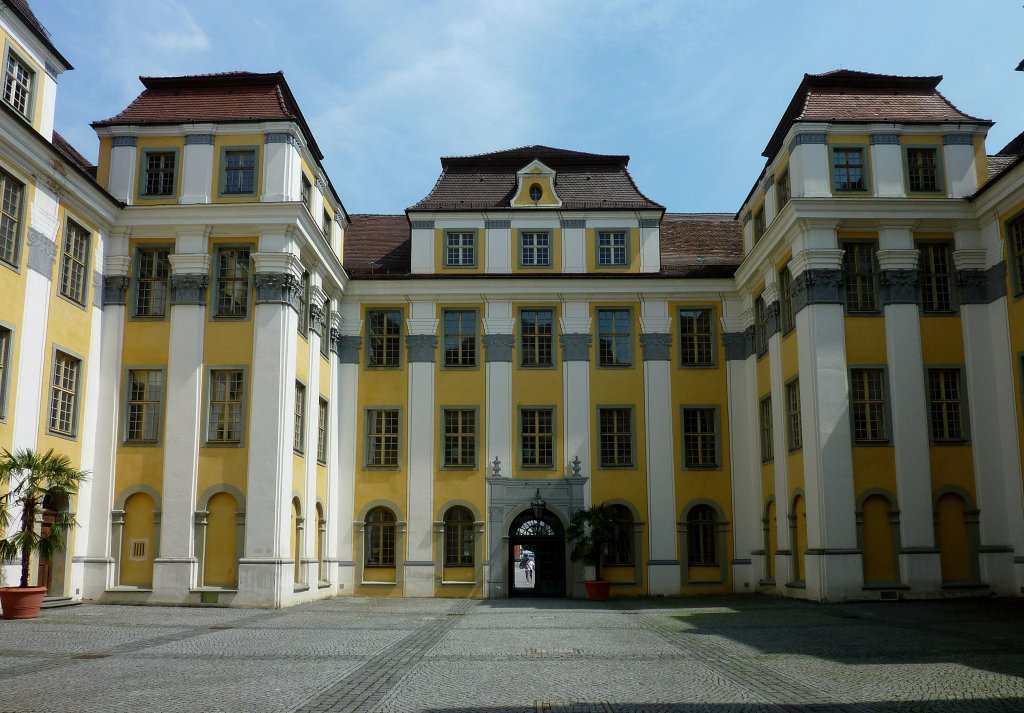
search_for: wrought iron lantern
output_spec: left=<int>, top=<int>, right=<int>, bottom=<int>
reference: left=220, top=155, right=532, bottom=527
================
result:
left=530, top=488, right=546, bottom=522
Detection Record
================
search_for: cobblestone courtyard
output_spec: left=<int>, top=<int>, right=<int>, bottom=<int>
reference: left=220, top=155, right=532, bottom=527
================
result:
left=0, top=595, right=1022, bottom=713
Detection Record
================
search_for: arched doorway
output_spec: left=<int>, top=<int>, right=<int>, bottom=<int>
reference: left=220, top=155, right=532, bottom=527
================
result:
left=38, top=490, right=70, bottom=596
left=508, top=508, right=565, bottom=598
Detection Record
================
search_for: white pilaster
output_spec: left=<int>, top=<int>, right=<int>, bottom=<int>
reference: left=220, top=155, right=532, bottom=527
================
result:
left=485, top=221, right=511, bottom=273
left=641, top=299, right=678, bottom=594
left=870, top=137, right=905, bottom=198
left=562, top=222, right=586, bottom=273
left=334, top=300, right=361, bottom=595
left=180, top=127, right=216, bottom=204
left=788, top=131, right=830, bottom=198
left=410, top=220, right=435, bottom=274
left=106, top=132, right=138, bottom=204
left=560, top=300, right=592, bottom=503
left=323, top=302, right=342, bottom=592
left=483, top=299, right=513, bottom=598
left=301, top=276, right=326, bottom=590
left=152, top=239, right=211, bottom=602
left=260, top=129, right=301, bottom=203
left=405, top=300, right=437, bottom=596
left=943, top=134, right=979, bottom=198
left=638, top=219, right=661, bottom=273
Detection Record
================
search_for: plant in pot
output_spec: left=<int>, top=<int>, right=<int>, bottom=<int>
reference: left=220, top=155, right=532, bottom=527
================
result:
left=566, top=502, right=625, bottom=601
left=0, top=448, right=86, bottom=620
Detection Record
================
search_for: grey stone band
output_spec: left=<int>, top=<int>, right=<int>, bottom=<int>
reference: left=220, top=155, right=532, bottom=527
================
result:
left=406, top=334, right=438, bottom=362
left=792, top=268, right=843, bottom=313
left=944, top=134, right=974, bottom=145
left=958, top=262, right=1007, bottom=304
left=92, top=271, right=103, bottom=308
left=640, top=333, right=672, bottom=362
left=309, top=304, right=325, bottom=336
left=265, top=132, right=299, bottom=146
left=788, top=133, right=828, bottom=153
left=560, top=219, right=585, bottom=229
left=410, top=220, right=434, bottom=230
left=870, top=134, right=901, bottom=145
left=337, top=336, right=362, bottom=363
left=639, top=218, right=660, bottom=228
left=762, top=174, right=775, bottom=191
left=334, top=212, right=346, bottom=226
left=112, top=136, right=137, bottom=147
left=763, top=301, right=780, bottom=339
left=485, top=220, right=511, bottom=229
left=879, top=269, right=919, bottom=305
left=103, top=275, right=129, bottom=306
left=315, top=177, right=327, bottom=192
left=723, top=330, right=753, bottom=361
left=254, top=272, right=301, bottom=311
left=27, top=228, right=57, bottom=278
left=559, top=333, right=592, bottom=362
left=483, top=334, right=514, bottom=363
left=329, top=327, right=341, bottom=356
left=184, top=134, right=214, bottom=145
left=170, top=273, right=208, bottom=305
left=741, top=211, right=752, bottom=225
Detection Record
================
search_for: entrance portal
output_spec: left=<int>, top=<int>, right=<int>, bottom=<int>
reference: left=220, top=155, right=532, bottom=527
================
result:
left=38, top=490, right=70, bottom=596
left=508, top=508, right=565, bottom=598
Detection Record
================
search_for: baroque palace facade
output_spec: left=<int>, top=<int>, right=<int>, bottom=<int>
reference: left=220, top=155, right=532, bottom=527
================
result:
left=2, top=0, right=1024, bottom=607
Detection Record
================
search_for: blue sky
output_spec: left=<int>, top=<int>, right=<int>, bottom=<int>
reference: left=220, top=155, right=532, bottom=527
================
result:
left=33, top=0, right=1024, bottom=215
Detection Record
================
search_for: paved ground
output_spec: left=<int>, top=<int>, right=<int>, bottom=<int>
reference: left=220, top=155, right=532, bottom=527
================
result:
left=0, top=595, right=1022, bottom=713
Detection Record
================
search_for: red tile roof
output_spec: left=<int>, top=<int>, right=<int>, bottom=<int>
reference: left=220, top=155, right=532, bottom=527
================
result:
left=409, top=146, right=662, bottom=211
left=52, top=131, right=93, bottom=172
left=343, top=212, right=741, bottom=279
left=762, top=70, right=992, bottom=160
left=3, top=0, right=71, bottom=69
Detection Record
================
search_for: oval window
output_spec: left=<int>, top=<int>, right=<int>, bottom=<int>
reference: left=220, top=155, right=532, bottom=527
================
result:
left=529, top=184, right=543, bottom=201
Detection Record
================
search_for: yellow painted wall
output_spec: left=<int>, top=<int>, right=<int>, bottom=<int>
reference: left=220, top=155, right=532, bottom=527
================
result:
left=133, top=136, right=186, bottom=205
left=511, top=302, right=563, bottom=477
left=203, top=491, right=238, bottom=586
left=511, top=172, right=560, bottom=207
left=861, top=494, right=898, bottom=584
left=120, top=492, right=156, bottom=587
left=584, top=227, right=641, bottom=273
left=209, top=134, right=263, bottom=203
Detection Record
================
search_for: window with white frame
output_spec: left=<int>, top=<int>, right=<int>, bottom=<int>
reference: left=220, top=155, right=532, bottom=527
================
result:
left=3, top=50, right=33, bottom=118
left=597, top=230, right=628, bottom=266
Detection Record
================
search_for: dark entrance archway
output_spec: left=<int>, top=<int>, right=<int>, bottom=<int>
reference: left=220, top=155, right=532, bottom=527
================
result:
left=508, top=508, right=566, bottom=598
left=38, top=490, right=70, bottom=596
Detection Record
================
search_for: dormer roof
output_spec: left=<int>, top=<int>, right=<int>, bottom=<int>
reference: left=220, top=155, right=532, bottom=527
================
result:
left=2, top=0, right=72, bottom=70
left=761, top=69, right=993, bottom=160
left=408, top=145, right=663, bottom=211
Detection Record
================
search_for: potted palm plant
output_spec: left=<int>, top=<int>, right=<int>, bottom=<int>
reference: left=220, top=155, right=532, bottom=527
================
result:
left=0, top=448, right=86, bottom=619
left=567, top=502, right=625, bottom=601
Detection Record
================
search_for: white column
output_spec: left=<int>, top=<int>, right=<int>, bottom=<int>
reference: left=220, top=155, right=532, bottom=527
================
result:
left=638, top=218, right=661, bottom=273
left=334, top=300, right=362, bottom=595
left=870, top=134, right=905, bottom=198
left=561, top=219, right=586, bottom=273
left=410, top=219, right=435, bottom=274
left=260, top=129, right=301, bottom=203
left=235, top=246, right=302, bottom=607
left=77, top=248, right=130, bottom=598
left=723, top=297, right=759, bottom=591
left=322, top=302, right=342, bottom=592
left=943, top=133, right=979, bottom=198
left=38, top=69, right=58, bottom=141
left=560, top=300, right=592, bottom=503
left=106, top=133, right=138, bottom=204
left=640, top=299, right=678, bottom=594
left=762, top=177, right=777, bottom=227
left=485, top=219, right=511, bottom=273
left=483, top=299, right=514, bottom=598
left=181, top=128, right=215, bottom=204
left=405, top=300, right=438, bottom=596
left=152, top=238, right=211, bottom=602
left=300, top=278, right=326, bottom=592
left=877, top=228, right=941, bottom=592
left=788, top=130, right=830, bottom=198
left=790, top=240, right=863, bottom=600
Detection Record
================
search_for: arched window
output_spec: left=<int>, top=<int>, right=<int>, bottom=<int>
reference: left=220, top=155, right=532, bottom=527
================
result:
left=604, top=504, right=634, bottom=566
left=443, top=506, right=474, bottom=566
left=365, top=507, right=396, bottom=567
left=687, top=505, right=717, bottom=566
left=316, top=503, right=327, bottom=583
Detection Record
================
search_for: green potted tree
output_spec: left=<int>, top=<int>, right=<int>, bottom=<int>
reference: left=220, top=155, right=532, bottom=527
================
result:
left=0, top=448, right=86, bottom=619
left=567, top=502, right=625, bottom=601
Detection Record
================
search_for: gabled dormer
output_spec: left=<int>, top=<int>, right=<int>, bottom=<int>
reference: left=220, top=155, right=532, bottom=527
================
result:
left=510, top=159, right=561, bottom=208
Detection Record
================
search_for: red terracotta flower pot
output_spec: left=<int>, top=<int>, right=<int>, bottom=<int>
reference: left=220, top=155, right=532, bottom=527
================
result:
left=0, top=586, right=49, bottom=620
left=584, top=579, right=612, bottom=601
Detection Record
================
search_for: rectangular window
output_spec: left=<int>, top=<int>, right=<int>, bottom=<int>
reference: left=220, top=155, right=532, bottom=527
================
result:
left=759, top=396, right=773, bottom=463
left=918, top=242, right=954, bottom=313
left=786, top=379, right=802, bottom=451
left=142, top=151, right=176, bottom=196
left=222, top=149, right=256, bottom=194
left=521, top=408, right=554, bottom=467
left=777, top=169, right=790, bottom=209
left=597, top=308, right=631, bottom=367
left=1010, top=217, right=1024, bottom=297
left=850, top=368, right=887, bottom=442
left=207, top=369, right=244, bottom=443
left=48, top=351, right=80, bottom=437
left=293, top=382, right=306, bottom=454
left=3, top=50, right=33, bottom=118
left=317, top=398, right=328, bottom=463
left=753, top=207, right=766, bottom=243
left=520, top=308, right=554, bottom=367
left=779, top=268, right=795, bottom=334
left=907, top=147, right=942, bottom=193
left=520, top=231, right=550, bottom=267
left=679, top=308, right=713, bottom=366
left=322, top=209, right=331, bottom=237
left=59, top=219, right=89, bottom=305
left=682, top=407, right=718, bottom=468
left=320, top=300, right=331, bottom=358
left=125, top=369, right=163, bottom=443
left=842, top=242, right=878, bottom=313
left=832, top=147, right=866, bottom=192
left=0, top=168, right=24, bottom=267
left=134, top=247, right=171, bottom=317
left=214, top=247, right=250, bottom=318
left=297, top=272, right=310, bottom=335
left=442, top=408, right=476, bottom=467
left=598, top=407, right=633, bottom=467
left=928, top=368, right=965, bottom=442
left=0, top=326, right=10, bottom=420
left=366, top=409, right=400, bottom=467
left=445, top=230, right=475, bottom=267
left=443, top=309, right=476, bottom=367
left=300, top=174, right=312, bottom=212
left=367, top=309, right=402, bottom=367
left=597, top=230, right=628, bottom=266
left=754, top=296, right=769, bottom=357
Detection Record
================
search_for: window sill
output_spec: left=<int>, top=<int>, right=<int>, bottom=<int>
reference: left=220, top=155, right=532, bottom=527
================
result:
left=785, top=580, right=806, bottom=589
left=203, top=441, right=244, bottom=449
left=46, top=429, right=79, bottom=443
left=318, top=581, right=332, bottom=590
left=293, top=585, right=310, bottom=593
left=192, top=586, right=237, bottom=593
left=440, top=580, right=475, bottom=586
left=364, top=465, right=400, bottom=471
left=105, top=586, right=152, bottom=593
left=360, top=580, right=397, bottom=586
